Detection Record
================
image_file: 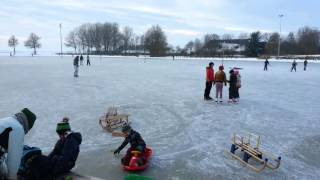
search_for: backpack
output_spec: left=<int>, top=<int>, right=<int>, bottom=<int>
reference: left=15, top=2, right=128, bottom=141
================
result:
left=236, top=75, right=242, bottom=88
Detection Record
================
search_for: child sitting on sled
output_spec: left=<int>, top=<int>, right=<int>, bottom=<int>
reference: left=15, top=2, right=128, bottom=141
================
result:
left=113, top=125, right=146, bottom=166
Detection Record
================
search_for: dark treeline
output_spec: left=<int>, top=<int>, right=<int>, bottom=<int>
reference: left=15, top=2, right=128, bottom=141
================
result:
left=64, top=22, right=320, bottom=57
left=182, top=26, right=320, bottom=58
left=65, top=22, right=168, bottom=57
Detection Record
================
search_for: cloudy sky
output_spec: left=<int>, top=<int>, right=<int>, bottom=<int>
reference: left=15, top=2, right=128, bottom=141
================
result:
left=0, top=0, right=319, bottom=53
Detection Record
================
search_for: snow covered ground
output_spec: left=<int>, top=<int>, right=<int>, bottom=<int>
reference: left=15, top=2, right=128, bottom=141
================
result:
left=0, top=56, right=319, bottom=180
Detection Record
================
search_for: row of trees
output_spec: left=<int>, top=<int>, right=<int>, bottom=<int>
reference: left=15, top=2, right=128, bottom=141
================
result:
left=65, top=22, right=168, bottom=56
left=183, top=26, right=320, bottom=57
left=8, top=33, right=41, bottom=55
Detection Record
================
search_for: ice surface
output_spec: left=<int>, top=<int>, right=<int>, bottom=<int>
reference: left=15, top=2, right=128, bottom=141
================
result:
left=0, top=56, right=319, bottom=179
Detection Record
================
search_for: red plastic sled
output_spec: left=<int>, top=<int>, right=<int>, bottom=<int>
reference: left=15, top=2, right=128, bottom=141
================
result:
left=122, top=147, right=152, bottom=171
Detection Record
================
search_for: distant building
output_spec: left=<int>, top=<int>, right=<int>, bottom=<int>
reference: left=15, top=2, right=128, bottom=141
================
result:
left=212, top=39, right=250, bottom=54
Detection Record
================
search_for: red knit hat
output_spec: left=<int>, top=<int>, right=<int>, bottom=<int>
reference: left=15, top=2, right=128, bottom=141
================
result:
left=219, top=65, right=224, bottom=70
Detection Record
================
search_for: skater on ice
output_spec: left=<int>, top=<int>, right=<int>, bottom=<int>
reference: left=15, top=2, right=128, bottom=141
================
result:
left=0, top=108, right=37, bottom=179
left=214, top=65, right=227, bottom=102
left=86, top=54, right=91, bottom=66
left=113, top=125, right=146, bottom=166
left=80, top=54, right=84, bottom=65
left=18, top=117, right=82, bottom=180
left=291, top=60, right=297, bottom=72
left=228, top=69, right=237, bottom=103
left=73, top=55, right=79, bottom=77
left=204, top=62, right=214, bottom=100
left=264, top=58, right=269, bottom=71
left=304, top=58, right=308, bottom=71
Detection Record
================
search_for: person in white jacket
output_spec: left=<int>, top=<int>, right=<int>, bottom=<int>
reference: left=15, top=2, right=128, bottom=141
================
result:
left=0, top=108, right=36, bottom=179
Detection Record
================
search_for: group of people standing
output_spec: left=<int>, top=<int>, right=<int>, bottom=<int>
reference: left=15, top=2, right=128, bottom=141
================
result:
left=264, top=58, right=309, bottom=72
left=73, top=54, right=91, bottom=77
left=204, top=62, right=241, bottom=103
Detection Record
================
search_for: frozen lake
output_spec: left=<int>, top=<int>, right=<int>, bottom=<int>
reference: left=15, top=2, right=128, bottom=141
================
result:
left=0, top=56, right=320, bottom=180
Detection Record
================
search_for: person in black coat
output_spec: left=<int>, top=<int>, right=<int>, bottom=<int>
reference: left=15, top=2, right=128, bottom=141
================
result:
left=228, top=69, right=237, bottom=102
left=291, top=60, right=297, bottom=72
left=114, top=125, right=146, bottom=166
left=264, top=58, right=269, bottom=71
left=79, top=54, right=84, bottom=65
left=304, top=59, right=308, bottom=71
left=18, top=118, right=82, bottom=180
left=73, top=56, right=79, bottom=77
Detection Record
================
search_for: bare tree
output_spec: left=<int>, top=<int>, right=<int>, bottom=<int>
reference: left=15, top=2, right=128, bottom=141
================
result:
left=281, top=32, right=298, bottom=55
left=8, top=35, right=18, bottom=55
left=65, top=31, right=78, bottom=53
left=297, top=26, right=320, bottom=54
left=24, top=33, right=41, bottom=55
left=265, top=32, right=280, bottom=55
left=110, top=23, right=121, bottom=53
left=194, top=38, right=203, bottom=55
left=122, top=26, right=133, bottom=54
left=184, top=41, right=194, bottom=54
left=204, top=34, right=219, bottom=45
left=101, top=22, right=112, bottom=53
left=144, top=25, right=168, bottom=56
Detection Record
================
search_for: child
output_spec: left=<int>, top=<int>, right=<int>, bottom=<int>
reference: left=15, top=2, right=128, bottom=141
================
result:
left=214, top=65, right=227, bottom=102
left=114, top=125, right=146, bottom=166
left=228, top=69, right=237, bottom=102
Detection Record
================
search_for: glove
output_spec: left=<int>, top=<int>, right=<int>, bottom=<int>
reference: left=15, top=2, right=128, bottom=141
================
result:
left=114, top=149, right=120, bottom=155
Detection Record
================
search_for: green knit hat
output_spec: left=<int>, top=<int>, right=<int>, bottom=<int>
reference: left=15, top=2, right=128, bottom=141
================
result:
left=56, top=117, right=71, bottom=134
left=21, top=108, right=37, bottom=129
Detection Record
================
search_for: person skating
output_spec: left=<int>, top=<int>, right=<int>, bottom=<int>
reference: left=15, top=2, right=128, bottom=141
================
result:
left=304, top=59, right=308, bottom=71
left=214, top=65, right=227, bottom=102
left=17, top=117, right=82, bottom=180
left=204, top=62, right=215, bottom=100
left=264, top=58, right=269, bottom=71
left=0, top=108, right=37, bottom=179
left=291, top=60, right=297, bottom=72
left=80, top=54, right=84, bottom=66
left=114, top=125, right=146, bottom=166
left=228, top=69, right=237, bottom=103
left=73, top=55, right=79, bottom=77
left=86, top=54, right=91, bottom=66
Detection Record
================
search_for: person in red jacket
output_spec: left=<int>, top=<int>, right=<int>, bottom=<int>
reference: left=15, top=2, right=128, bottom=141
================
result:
left=204, top=62, right=215, bottom=100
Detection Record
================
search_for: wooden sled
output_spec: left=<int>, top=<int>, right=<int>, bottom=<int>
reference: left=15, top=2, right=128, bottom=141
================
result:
left=227, top=133, right=281, bottom=172
left=99, top=106, right=129, bottom=132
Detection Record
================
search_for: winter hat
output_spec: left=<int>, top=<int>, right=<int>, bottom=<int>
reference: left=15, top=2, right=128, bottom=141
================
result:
left=56, top=117, right=71, bottom=134
left=209, top=62, right=214, bottom=66
left=122, top=124, right=132, bottom=133
left=21, top=108, right=37, bottom=129
left=219, top=65, right=224, bottom=70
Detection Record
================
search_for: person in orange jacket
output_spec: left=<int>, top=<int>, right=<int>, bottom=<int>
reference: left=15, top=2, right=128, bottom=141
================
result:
left=204, top=62, right=215, bottom=100
left=214, top=65, right=227, bottom=102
